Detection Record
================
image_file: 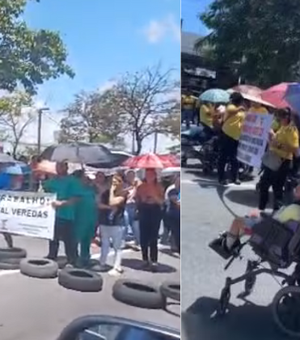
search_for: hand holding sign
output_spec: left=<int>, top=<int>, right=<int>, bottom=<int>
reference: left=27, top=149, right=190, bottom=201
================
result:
left=51, top=201, right=63, bottom=208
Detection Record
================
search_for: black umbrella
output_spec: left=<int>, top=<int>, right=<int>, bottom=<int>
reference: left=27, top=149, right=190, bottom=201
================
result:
left=40, top=143, right=116, bottom=165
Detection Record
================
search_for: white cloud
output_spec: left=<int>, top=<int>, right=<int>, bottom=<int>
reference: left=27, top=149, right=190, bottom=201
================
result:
left=142, top=14, right=180, bottom=44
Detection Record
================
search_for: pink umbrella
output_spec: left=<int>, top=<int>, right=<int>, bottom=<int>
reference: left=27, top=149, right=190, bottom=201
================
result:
left=261, top=83, right=297, bottom=108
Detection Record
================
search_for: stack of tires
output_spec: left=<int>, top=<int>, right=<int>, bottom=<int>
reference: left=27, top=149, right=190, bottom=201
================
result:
left=0, top=247, right=27, bottom=270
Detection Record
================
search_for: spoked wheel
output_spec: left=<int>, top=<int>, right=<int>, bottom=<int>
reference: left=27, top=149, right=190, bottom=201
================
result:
left=272, top=286, right=300, bottom=338
left=217, top=287, right=231, bottom=316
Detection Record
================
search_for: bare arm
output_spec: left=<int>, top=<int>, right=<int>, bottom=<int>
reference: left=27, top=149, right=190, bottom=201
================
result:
left=109, top=187, right=125, bottom=206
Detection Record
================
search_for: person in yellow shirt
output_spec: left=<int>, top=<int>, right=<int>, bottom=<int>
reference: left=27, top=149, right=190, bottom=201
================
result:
left=259, top=108, right=299, bottom=211
left=249, top=102, right=269, bottom=115
left=199, top=101, right=214, bottom=137
left=218, top=92, right=246, bottom=185
left=181, top=89, right=196, bottom=128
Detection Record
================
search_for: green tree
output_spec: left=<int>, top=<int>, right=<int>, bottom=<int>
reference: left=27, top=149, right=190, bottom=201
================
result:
left=0, top=91, right=35, bottom=157
left=105, top=64, right=179, bottom=155
left=0, top=0, right=74, bottom=94
left=59, top=91, right=125, bottom=147
left=198, top=0, right=300, bottom=87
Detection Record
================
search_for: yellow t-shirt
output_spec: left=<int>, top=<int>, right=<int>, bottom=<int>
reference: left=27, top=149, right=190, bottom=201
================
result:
left=249, top=106, right=268, bottom=115
left=222, top=105, right=245, bottom=141
left=270, top=124, right=299, bottom=160
left=182, top=95, right=196, bottom=110
left=200, top=104, right=213, bottom=128
left=275, top=204, right=300, bottom=223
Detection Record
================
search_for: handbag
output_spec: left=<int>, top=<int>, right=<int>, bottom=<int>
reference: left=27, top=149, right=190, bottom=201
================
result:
left=262, top=150, right=283, bottom=171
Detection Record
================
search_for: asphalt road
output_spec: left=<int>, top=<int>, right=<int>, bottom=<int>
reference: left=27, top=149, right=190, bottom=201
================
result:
left=181, top=164, right=291, bottom=340
left=0, top=237, right=180, bottom=340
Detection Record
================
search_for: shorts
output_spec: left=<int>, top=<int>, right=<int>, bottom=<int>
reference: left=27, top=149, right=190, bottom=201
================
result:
left=243, top=216, right=262, bottom=230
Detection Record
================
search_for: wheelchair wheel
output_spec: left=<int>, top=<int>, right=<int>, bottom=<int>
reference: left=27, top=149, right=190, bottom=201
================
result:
left=272, top=286, right=300, bottom=338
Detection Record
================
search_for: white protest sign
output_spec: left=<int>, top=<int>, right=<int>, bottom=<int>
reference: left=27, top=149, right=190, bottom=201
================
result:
left=0, top=191, right=56, bottom=240
left=237, top=113, right=273, bottom=168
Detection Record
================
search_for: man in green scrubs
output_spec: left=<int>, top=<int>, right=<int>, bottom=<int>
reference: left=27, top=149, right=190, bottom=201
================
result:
left=43, top=162, right=81, bottom=265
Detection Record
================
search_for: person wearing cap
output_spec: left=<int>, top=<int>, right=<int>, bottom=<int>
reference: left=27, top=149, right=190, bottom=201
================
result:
left=259, top=108, right=299, bottom=211
left=218, top=92, right=246, bottom=185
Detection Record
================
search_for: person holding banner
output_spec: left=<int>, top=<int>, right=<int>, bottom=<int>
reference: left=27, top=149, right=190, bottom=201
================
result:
left=259, top=108, right=299, bottom=211
left=218, top=92, right=246, bottom=185
left=43, top=162, right=81, bottom=266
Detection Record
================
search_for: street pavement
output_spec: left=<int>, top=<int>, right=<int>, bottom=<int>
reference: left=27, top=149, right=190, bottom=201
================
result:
left=181, top=164, right=291, bottom=340
left=0, top=236, right=180, bottom=340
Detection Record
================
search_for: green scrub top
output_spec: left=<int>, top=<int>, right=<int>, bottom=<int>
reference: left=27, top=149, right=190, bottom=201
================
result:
left=43, top=175, right=81, bottom=221
left=74, top=182, right=98, bottom=240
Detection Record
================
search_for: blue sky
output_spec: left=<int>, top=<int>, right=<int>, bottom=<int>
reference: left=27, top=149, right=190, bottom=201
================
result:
left=24, top=0, right=180, bottom=111
left=19, top=0, right=180, bottom=152
left=181, top=0, right=212, bottom=34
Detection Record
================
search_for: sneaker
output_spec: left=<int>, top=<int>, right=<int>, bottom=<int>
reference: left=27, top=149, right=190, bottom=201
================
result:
left=233, top=179, right=241, bottom=185
left=150, top=263, right=159, bottom=272
left=219, top=179, right=229, bottom=186
left=108, top=268, right=123, bottom=276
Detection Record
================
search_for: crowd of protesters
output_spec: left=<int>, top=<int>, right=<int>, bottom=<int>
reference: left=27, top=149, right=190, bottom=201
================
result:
left=0, top=157, right=180, bottom=276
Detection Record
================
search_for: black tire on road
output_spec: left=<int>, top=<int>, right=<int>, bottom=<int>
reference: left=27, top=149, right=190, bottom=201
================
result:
left=20, top=258, right=58, bottom=278
left=112, top=279, right=165, bottom=309
left=160, top=281, right=180, bottom=302
left=0, top=247, right=26, bottom=259
left=58, top=268, right=103, bottom=292
left=0, top=257, right=22, bottom=270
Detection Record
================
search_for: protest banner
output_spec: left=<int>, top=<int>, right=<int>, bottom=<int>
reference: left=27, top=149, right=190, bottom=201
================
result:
left=0, top=191, right=56, bottom=239
left=237, top=113, right=273, bottom=168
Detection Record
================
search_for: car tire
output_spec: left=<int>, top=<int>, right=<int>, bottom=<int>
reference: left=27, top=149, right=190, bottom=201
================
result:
left=58, top=268, right=103, bottom=292
left=0, top=257, right=22, bottom=270
left=112, top=279, right=165, bottom=309
left=0, top=247, right=26, bottom=259
left=160, top=281, right=180, bottom=302
left=20, top=258, right=58, bottom=278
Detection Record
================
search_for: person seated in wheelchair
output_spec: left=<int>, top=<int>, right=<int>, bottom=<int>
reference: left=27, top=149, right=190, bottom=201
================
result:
left=211, top=184, right=300, bottom=259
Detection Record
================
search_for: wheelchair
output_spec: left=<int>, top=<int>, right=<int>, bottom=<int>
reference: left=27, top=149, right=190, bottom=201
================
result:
left=209, top=215, right=300, bottom=338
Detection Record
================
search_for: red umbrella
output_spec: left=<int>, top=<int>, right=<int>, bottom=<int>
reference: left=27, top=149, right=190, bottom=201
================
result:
left=231, top=85, right=263, bottom=97
left=123, top=153, right=178, bottom=169
left=261, top=82, right=297, bottom=108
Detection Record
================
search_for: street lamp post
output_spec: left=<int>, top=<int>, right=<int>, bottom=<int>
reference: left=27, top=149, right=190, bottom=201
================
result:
left=37, top=107, right=49, bottom=155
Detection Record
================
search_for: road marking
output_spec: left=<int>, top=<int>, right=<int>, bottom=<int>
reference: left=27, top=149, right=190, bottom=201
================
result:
left=0, top=248, right=134, bottom=277
left=182, top=178, right=257, bottom=189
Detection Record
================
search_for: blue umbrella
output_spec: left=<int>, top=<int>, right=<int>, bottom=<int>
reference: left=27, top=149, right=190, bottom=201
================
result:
left=200, top=89, right=230, bottom=103
left=4, top=161, right=31, bottom=175
left=284, top=83, right=300, bottom=113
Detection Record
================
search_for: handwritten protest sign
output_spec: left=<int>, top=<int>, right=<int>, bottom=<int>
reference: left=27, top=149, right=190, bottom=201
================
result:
left=237, top=113, right=273, bottom=168
left=0, top=191, right=56, bottom=239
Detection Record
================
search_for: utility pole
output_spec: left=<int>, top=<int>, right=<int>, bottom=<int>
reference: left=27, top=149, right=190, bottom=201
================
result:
left=37, top=107, right=49, bottom=155
left=153, top=131, right=158, bottom=153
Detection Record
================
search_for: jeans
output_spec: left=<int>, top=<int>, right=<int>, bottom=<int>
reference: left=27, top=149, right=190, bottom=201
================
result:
left=259, top=160, right=291, bottom=210
left=47, top=218, right=77, bottom=265
left=124, top=203, right=140, bottom=245
left=218, top=132, right=239, bottom=182
left=99, top=225, right=123, bottom=270
left=138, top=203, right=162, bottom=263
left=181, top=109, right=194, bottom=128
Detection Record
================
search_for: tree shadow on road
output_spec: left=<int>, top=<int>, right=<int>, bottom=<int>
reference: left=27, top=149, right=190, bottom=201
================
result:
left=121, top=258, right=177, bottom=273
left=224, top=189, right=259, bottom=208
left=182, top=296, right=287, bottom=340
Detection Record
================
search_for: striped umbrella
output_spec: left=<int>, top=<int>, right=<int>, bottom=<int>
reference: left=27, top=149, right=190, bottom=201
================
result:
left=229, top=85, right=263, bottom=97
left=123, top=153, right=178, bottom=169
left=261, top=82, right=297, bottom=108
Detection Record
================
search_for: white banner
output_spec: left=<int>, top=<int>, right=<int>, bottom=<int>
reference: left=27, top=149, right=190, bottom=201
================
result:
left=237, top=113, right=273, bottom=168
left=0, top=191, right=56, bottom=240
